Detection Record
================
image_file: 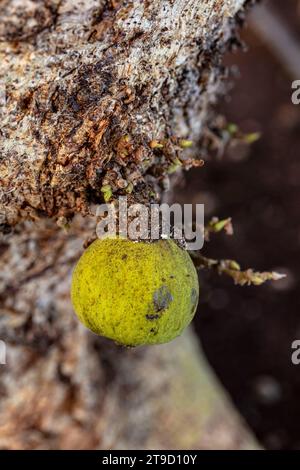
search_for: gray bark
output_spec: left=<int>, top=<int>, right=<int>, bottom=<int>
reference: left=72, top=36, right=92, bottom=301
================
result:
left=1, top=0, right=245, bottom=227
left=0, top=0, right=259, bottom=450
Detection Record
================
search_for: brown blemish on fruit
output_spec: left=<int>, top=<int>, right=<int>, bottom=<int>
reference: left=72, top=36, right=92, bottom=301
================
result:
left=153, top=285, right=173, bottom=313
left=146, top=313, right=161, bottom=321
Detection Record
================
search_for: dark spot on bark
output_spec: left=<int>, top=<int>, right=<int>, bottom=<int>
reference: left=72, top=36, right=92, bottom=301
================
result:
left=68, top=95, right=81, bottom=113
left=128, top=30, right=145, bottom=44
left=0, top=224, right=12, bottom=235
left=18, top=91, right=34, bottom=112
left=153, top=285, right=173, bottom=313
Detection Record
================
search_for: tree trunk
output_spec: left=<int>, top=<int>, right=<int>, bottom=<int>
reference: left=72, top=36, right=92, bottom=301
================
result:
left=0, top=0, right=259, bottom=449
left=0, top=215, right=258, bottom=449
left=1, top=0, right=246, bottom=228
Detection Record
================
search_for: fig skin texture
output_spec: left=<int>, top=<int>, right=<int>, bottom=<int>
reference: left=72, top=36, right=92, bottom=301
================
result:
left=71, top=238, right=199, bottom=346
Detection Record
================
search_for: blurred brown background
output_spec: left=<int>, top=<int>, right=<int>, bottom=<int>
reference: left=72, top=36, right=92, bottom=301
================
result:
left=179, top=0, right=300, bottom=450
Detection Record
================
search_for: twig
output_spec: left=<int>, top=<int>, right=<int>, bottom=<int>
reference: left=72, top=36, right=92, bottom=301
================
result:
left=191, top=251, right=286, bottom=286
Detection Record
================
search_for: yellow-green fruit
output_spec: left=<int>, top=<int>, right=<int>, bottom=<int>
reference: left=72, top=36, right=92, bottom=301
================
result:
left=71, top=238, right=199, bottom=346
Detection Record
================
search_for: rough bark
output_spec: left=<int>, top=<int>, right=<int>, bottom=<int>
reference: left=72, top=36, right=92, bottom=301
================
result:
left=1, top=0, right=245, bottom=229
left=0, top=0, right=259, bottom=450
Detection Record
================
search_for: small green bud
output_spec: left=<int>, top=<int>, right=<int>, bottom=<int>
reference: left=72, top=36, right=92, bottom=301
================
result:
left=101, top=184, right=113, bottom=202
left=179, top=139, right=193, bottom=148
